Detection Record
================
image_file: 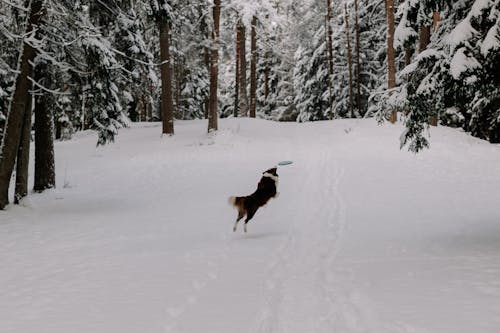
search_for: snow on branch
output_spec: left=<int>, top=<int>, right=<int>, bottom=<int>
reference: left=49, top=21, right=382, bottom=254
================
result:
left=28, top=76, right=70, bottom=95
left=1, top=0, right=29, bottom=12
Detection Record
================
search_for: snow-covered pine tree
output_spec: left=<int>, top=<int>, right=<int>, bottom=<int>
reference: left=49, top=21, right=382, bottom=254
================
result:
left=294, top=27, right=330, bottom=122
left=150, top=0, right=176, bottom=135
left=170, top=1, right=210, bottom=120
left=208, top=0, right=221, bottom=132
left=112, top=4, right=158, bottom=123
left=325, top=0, right=388, bottom=120
left=358, top=0, right=387, bottom=117
left=74, top=1, right=129, bottom=145
left=399, top=0, right=500, bottom=151
left=293, top=2, right=330, bottom=121
left=330, top=6, right=352, bottom=119
left=0, top=0, right=25, bottom=142
left=255, top=20, right=296, bottom=121
left=0, top=0, right=45, bottom=209
left=455, top=0, right=500, bottom=143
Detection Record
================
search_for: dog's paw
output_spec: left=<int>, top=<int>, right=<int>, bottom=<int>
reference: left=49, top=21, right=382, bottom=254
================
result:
left=275, top=192, right=280, bottom=198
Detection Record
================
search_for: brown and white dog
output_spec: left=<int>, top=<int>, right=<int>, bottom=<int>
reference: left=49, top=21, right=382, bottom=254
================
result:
left=228, top=167, right=279, bottom=233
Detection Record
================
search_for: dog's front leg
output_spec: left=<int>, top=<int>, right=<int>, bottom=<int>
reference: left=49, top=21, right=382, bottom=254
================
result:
left=233, top=220, right=239, bottom=232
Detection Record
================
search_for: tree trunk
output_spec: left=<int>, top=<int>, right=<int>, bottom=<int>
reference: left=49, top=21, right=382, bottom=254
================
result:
left=418, top=25, right=431, bottom=53
left=429, top=11, right=440, bottom=126
left=354, top=0, right=361, bottom=115
left=159, top=19, right=174, bottom=135
left=33, top=73, right=55, bottom=192
left=208, top=0, right=221, bottom=132
left=14, top=92, right=33, bottom=204
left=0, top=0, right=44, bottom=209
left=237, top=20, right=248, bottom=117
left=204, top=32, right=211, bottom=119
left=326, top=0, right=334, bottom=116
left=345, top=4, right=354, bottom=118
left=249, top=16, right=257, bottom=118
left=234, top=26, right=240, bottom=117
left=433, top=11, right=440, bottom=32
left=173, top=62, right=180, bottom=119
left=264, top=68, right=269, bottom=100
left=386, top=0, right=397, bottom=123
left=405, top=47, right=412, bottom=66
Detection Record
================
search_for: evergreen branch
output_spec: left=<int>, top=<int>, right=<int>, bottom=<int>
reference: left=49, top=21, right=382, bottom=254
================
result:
left=28, top=75, right=70, bottom=95
left=1, top=0, right=28, bottom=12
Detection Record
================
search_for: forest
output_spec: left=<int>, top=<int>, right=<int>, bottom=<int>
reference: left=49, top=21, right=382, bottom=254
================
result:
left=0, top=0, right=498, bottom=206
left=1, top=2, right=500, bottom=332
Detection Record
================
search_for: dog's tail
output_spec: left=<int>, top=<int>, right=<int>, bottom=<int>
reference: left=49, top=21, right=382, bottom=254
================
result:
left=228, top=196, right=244, bottom=208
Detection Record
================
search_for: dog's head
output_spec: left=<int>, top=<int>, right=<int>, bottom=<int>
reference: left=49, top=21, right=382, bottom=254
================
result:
left=263, top=167, right=278, bottom=177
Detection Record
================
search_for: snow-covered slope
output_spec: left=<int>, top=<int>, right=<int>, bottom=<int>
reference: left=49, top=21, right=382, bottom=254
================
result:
left=1, top=119, right=499, bottom=333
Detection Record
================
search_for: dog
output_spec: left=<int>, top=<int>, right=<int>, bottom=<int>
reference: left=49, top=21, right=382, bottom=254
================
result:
left=228, top=167, right=279, bottom=233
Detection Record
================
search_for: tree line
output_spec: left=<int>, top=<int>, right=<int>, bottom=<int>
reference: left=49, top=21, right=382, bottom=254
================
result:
left=0, top=0, right=498, bottom=209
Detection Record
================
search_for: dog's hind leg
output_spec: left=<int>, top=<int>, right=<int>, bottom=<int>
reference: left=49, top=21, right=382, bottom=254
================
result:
left=233, top=211, right=245, bottom=232
left=243, top=208, right=258, bottom=233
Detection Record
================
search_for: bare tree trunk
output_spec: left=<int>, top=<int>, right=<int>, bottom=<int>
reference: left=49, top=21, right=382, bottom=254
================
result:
left=204, top=35, right=210, bottom=119
left=432, top=11, right=440, bottom=32
left=147, top=80, right=153, bottom=121
left=159, top=19, right=174, bottom=135
left=418, top=25, right=431, bottom=53
left=405, top=47, right=412, bottom=66
left=234, top=26, right=240, bottom=117
left=345, top=4, right=354, bottom=118
left=354, top=0, right=361, bottom=115
left=326, top=0, right=334, bottom=116
left=238, top=20, right=248, bottom=117
left=386, top=0, right=397, bottom=123
left=33, top=75, right=55, bottom=193
left=14, top=93, right=33, bottom=204
left=208, top=0, right=221, bottom=132
left=173, top=61, right=181, bottom=119
left=264, top=68, right=269, bottom=100
left=429, top=11, right=440, bottom=126
left=0, top=0, right=44, bottom=209
left=249, top=16, right=257, bottom=118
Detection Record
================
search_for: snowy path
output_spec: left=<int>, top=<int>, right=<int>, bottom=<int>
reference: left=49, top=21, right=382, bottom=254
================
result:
left=1, top=119, right=500, bottom=333
left=254, top=144, right=347, bottom=333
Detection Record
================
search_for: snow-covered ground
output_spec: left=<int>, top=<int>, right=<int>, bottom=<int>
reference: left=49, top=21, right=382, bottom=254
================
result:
left=1, top=118, right=500, bottom=333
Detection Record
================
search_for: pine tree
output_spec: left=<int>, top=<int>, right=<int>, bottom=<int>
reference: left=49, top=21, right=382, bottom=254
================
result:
left=208, top=0, right=221, bottom=132
left=0, top=0, right=45, bottom=209
left=237, top=20, right=248, bottom=117
left=170, top=3, right=209, bottom=120
left=113, top=6, right=158, bottom=124
left=386, top=0, right=397, bottom=123
left=345, top=3, right=354, bottom=118
left=151, top=0, right=175, bottom=135
left=326, top=0, right=334, bottom=115
left=33, top=64, right=55, bottom=192
left=399, top=0, right=500, bottom=150
left=250, top=16, right=257, bottom=118
left=354, top=0, right=361, bottom=113
left=294, top=25, right=330, bottom=122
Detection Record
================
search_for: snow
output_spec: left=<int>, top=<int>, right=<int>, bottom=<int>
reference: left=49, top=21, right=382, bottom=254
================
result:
left=470, top=0, right=492, bottom=17
left=394, top=1, right=418, bottom=50
left=1, top=118, right=500, bottom=333
left=447, top=18, right=477, bottom=53
left=450, top=47, right=482, bottom=80
left=481, top=20, right=499, bottom=56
